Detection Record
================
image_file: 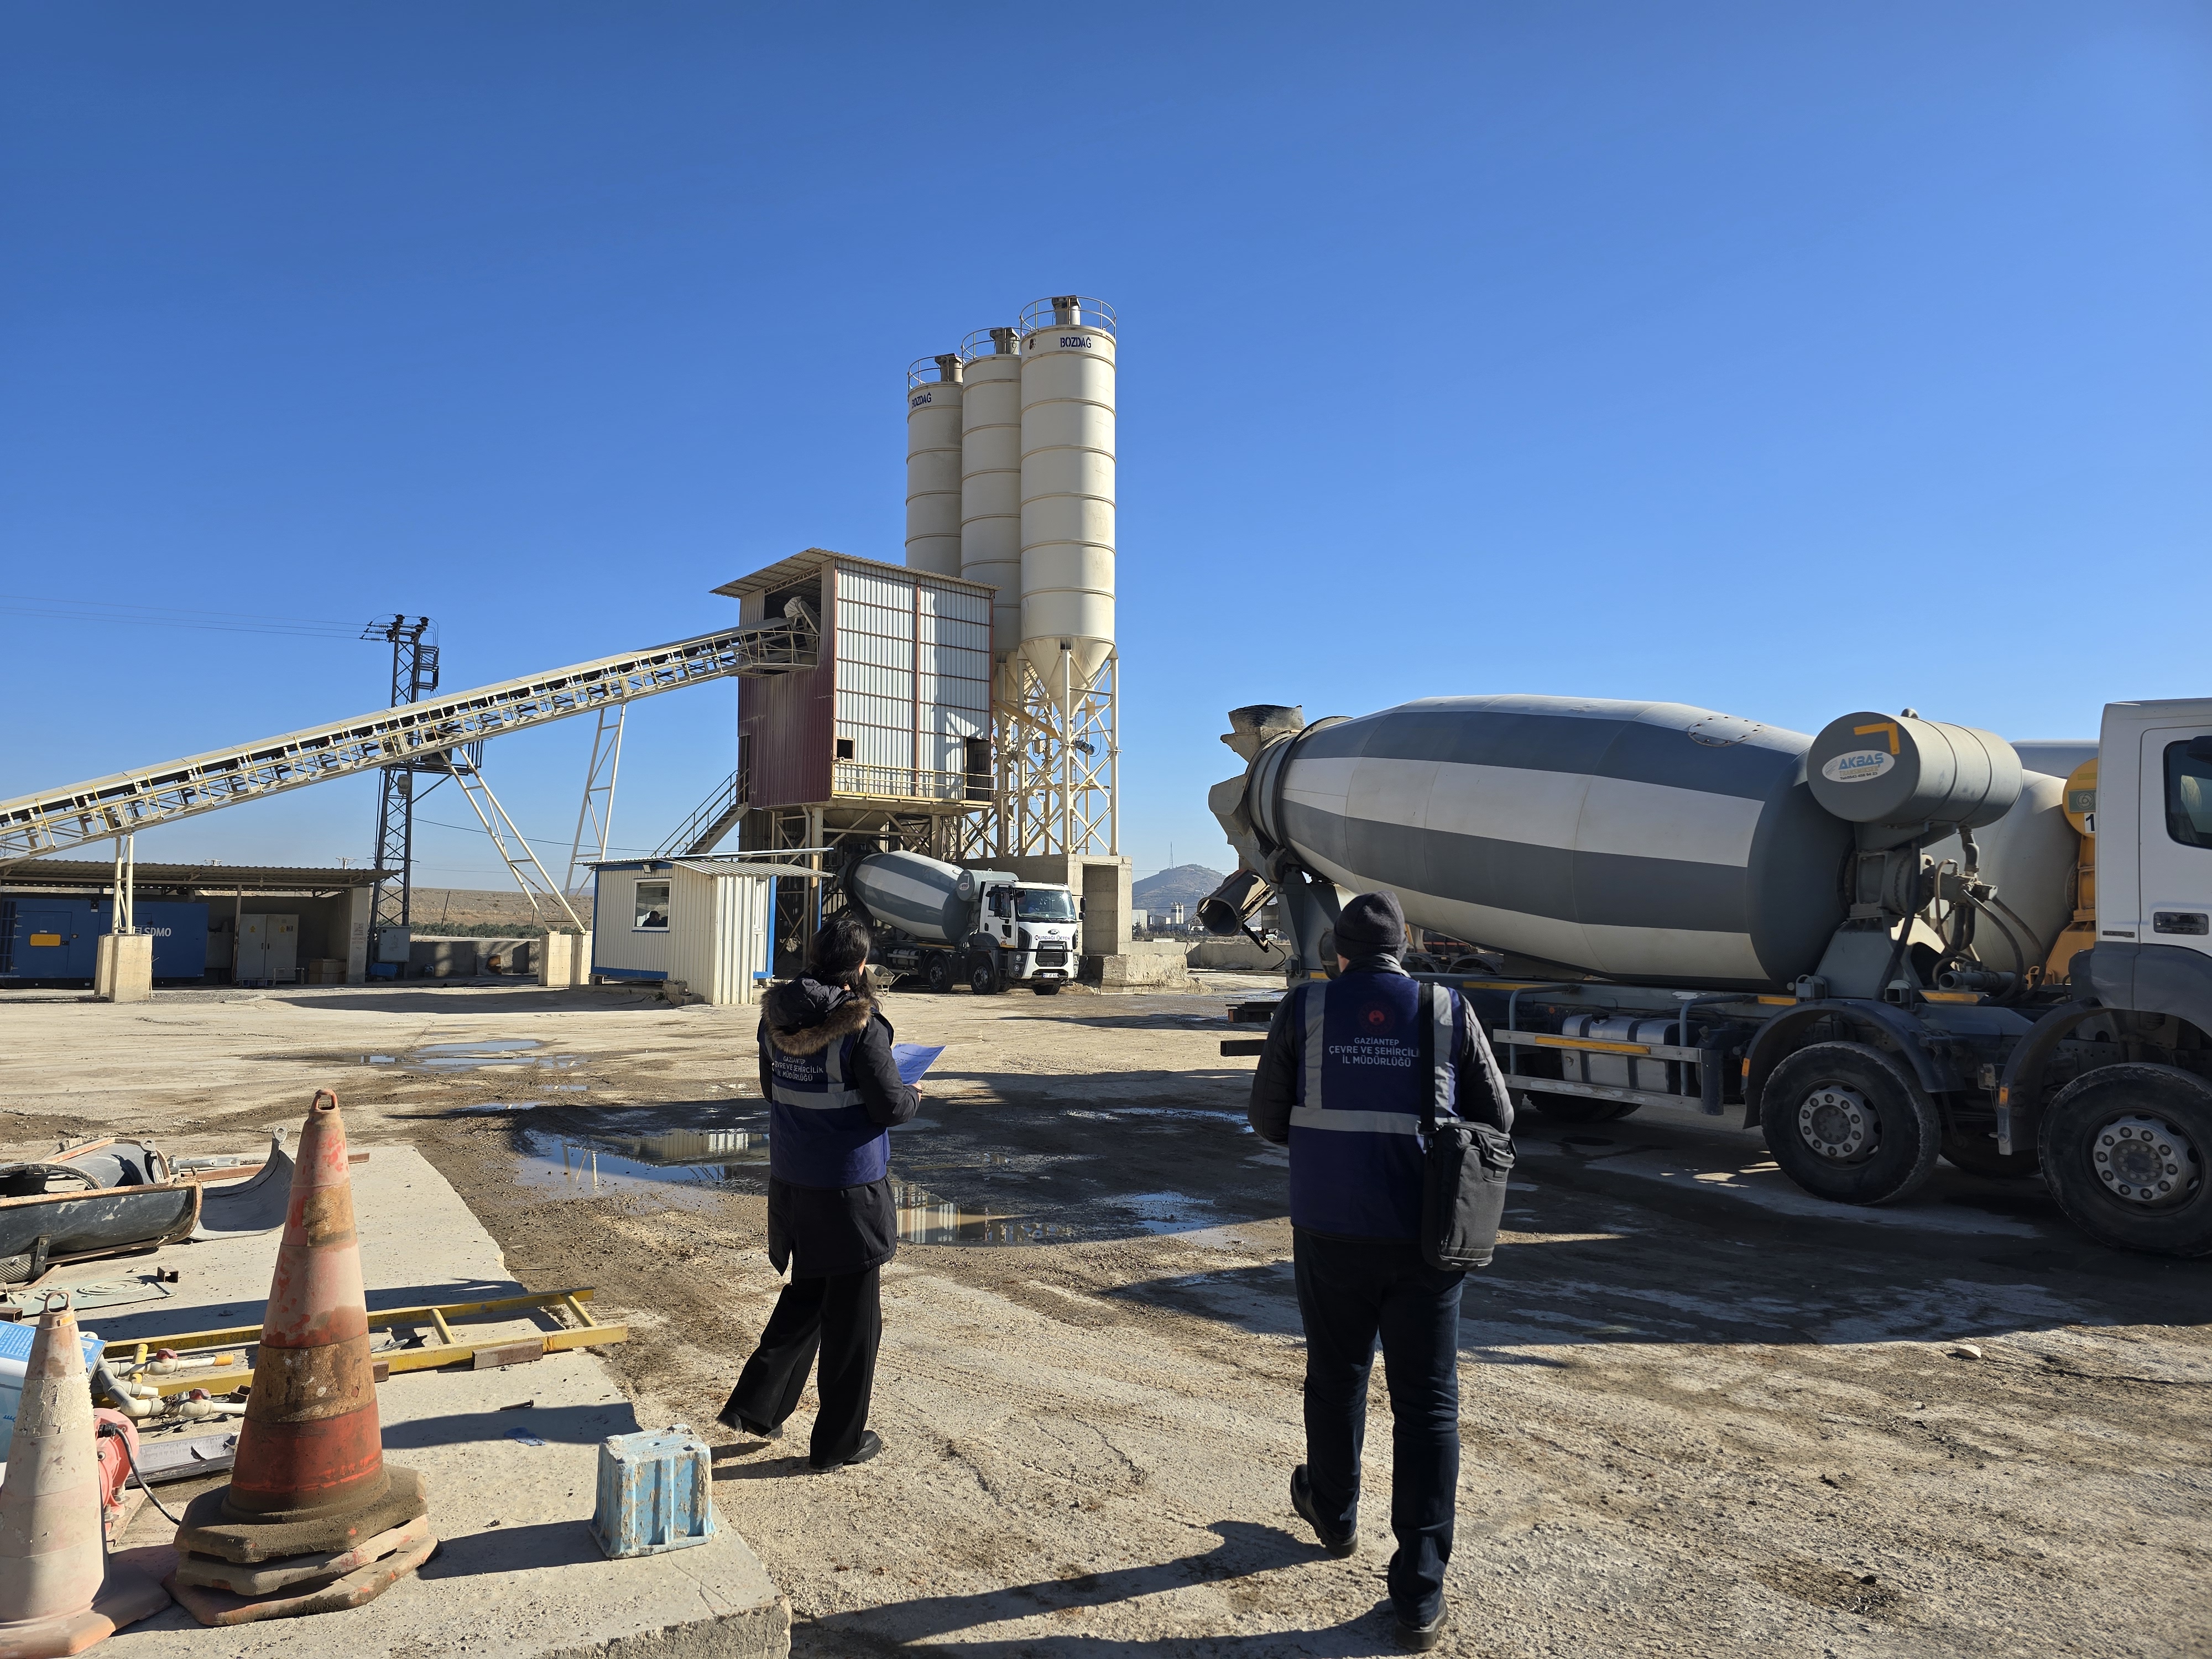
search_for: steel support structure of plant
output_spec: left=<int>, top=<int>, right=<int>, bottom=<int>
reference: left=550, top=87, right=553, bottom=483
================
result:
left=991, top=648, right=1117, bottom=859
left=563, top=705, right=627, bottom=895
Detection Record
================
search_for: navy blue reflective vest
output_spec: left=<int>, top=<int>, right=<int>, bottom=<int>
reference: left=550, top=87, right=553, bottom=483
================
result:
left=1288, top=974, right=1462, bottom=1239
left=766, top=1021, right=890, bottom=1189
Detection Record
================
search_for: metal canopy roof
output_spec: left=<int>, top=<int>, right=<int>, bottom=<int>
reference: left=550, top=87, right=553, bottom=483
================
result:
left=0, top=861, right=393, bottom=893
left=711, top=547, right=994, bottom=602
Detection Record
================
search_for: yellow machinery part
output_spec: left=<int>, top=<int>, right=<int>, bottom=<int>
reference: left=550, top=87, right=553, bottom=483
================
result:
left=2046, top=758, right=2099, bottom=982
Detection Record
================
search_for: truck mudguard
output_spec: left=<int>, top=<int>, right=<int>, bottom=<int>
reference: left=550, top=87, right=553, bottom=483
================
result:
left=1741, top=999, right=1963, bottom=1126
left=2088, top=943, right=2212, bottom=1039
left=1993, top=998, right=2105, bottom=1157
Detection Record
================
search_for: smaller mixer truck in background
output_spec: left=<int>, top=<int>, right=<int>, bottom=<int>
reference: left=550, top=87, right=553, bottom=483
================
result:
left=846, top=849, right=1081, bottom=995
left=1202, top=693, right=2212, bottom=1257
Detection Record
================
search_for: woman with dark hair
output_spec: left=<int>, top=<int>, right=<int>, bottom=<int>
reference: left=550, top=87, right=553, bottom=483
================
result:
left=719, top=912, right=918, bottom=1470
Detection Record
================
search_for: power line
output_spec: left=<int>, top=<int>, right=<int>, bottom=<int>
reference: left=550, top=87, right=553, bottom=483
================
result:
left=0, top=594, right=372, bottom=641
left=411, top=815, right=660, bottom=855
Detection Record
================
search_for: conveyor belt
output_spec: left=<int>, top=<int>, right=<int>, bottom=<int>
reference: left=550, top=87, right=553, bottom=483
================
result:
left=1, top=614, right=815, bottom=862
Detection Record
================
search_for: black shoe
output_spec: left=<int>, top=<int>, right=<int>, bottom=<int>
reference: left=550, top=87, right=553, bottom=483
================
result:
left=1394, top=1597, right=1448, bottom=1651
left=1290, top=1464, right=1357, bottom=1557
left=716, top=1400, right=781, bottom=1439
left=810, top=1430, right=883, bottom=1472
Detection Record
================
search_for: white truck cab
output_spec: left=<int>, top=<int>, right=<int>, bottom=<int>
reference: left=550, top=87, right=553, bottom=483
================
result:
left=2095, top=697, right=2212, bottom=993
left=974, top=879, right=1082, bottom=994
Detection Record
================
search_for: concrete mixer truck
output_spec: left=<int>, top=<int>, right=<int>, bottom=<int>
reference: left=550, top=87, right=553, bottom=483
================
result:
left=1200, top=694, right=2212, bottom=1257
left=844, top=849, right=1081, bottom=995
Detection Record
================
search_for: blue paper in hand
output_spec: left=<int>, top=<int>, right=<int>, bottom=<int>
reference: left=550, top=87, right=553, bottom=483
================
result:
left=892, top=1044, right=945, bottom=1086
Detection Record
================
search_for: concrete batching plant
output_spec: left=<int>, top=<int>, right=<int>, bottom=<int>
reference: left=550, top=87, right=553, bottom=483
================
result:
left=910, top=296, right=1119, bottom=861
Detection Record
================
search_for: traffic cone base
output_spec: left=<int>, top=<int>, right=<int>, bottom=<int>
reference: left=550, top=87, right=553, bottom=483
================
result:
left=0, top=1564, right=169, bottom=1659
left=176, top=1463, right=425, bottom=1564
left=173, top=1510, right=432, bottom=1597
left=167, top=1522, right=437, bottom=1629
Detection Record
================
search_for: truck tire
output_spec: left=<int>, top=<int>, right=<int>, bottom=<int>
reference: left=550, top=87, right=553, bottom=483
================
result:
left=925, top=956, right=952, bottom=995
left=1520, top=1092, right=1640, bottom=1124
left=1941, top=1128, right=2041, bottom=1180
left=969, top=958, right=1000, bottom=996
left=1760, top=1042, right=1942, bottom=1206
left=2038, top=1063, right=2212, bottom=1256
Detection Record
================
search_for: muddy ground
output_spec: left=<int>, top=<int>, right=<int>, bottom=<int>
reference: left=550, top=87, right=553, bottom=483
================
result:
left=3, top=978, right=2208, bottom=1657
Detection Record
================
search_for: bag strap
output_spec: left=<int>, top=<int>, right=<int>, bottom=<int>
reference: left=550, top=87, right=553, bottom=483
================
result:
left=1418, top=981, right=1438, bottom=1134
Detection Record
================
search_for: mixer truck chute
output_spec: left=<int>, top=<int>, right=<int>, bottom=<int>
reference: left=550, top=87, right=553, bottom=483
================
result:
left=844, top=849, right=1080, bottom=995
left=1203, top=695, right=2212, bottom=1257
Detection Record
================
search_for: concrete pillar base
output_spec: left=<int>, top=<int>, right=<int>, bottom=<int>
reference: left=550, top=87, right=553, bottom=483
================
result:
left=539, top=932, right=591, bottom=988
left=95, top=933, right=154, bottom=1003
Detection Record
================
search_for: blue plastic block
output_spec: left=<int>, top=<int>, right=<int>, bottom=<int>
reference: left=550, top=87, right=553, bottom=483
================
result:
left=589, top=1424, right=716, bottom=1559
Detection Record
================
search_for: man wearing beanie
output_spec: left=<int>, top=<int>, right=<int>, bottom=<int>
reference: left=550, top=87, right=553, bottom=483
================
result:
left=1248, top=889, right=1512, bottom=1651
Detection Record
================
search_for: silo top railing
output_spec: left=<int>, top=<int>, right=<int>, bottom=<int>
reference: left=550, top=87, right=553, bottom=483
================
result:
left=958, top=326, right=1024, bottom=360
left=1016, top=296, right=1117, bottom=338
left=906, top=354, right=966, bottom=389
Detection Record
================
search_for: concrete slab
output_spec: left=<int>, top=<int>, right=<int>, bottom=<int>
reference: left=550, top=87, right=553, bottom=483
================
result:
left=63, top=1146, right=786, bottom=1659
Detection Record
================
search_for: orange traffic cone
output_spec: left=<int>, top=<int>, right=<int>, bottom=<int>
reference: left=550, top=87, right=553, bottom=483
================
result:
left=0, top=1293, right=169, bottom=1657
left=169, top=1092, right=432, bottom=1624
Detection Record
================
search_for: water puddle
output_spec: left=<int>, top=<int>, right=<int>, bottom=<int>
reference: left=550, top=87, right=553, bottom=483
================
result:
left=1114, top=1191, right=1221, bottom=1233
left=894, top=1181, right=1077, bottom=1246
left=513, top=1129, right=768, bottom=1205
left=366, top=1037, right=585, bottom=1073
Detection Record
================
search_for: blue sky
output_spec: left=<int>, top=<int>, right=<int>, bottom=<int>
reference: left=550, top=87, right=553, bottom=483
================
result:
left=4, top=3, right=2206, bottom=890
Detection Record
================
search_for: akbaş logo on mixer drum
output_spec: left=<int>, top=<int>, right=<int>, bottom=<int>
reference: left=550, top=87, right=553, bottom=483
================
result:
left=1821, top=750, right=1895, bottom=784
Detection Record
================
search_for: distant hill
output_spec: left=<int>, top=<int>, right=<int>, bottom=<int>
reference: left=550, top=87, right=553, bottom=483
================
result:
left=1133, top=864, right=1226, bottom=913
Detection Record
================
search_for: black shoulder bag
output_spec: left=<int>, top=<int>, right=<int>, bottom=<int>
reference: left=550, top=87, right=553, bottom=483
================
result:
left=1416, top=982, right=1515, bottom=1271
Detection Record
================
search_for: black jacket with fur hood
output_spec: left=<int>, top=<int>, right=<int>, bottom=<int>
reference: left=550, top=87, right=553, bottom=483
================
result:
left=755, top=974, right=919, bottom=1276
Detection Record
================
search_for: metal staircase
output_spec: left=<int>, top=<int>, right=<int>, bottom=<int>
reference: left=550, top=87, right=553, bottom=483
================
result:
left=652, top=768, right=749, bottom=858
left=0, top=612, right=814, bottom=863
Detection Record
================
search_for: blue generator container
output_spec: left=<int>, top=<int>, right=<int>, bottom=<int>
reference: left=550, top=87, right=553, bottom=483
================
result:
left=589, top=1425, right=716, bottom=1559
left=0, top=896, right=207, bottom=983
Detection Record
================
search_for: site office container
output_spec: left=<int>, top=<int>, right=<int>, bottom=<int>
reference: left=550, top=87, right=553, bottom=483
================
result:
left=588, top=861, right=779, bottom=1005
left=0, top=896, right=208, bottom=983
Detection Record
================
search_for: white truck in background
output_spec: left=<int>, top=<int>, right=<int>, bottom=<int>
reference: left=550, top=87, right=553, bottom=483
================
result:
left=845, top=849, right=1081, bottom=996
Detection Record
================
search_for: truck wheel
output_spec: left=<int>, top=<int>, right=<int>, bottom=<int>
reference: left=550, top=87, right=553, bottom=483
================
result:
left=1941, top=1128, right=2041, bottom=1180
left=925, top=956, right=952, bottom=995
left=1032, top=981, right=1062, bottom=996
left=2038, top=1063, right=2212, bottom=1256
left=969, top=959, right=1000, bottom=996
left=1760, top=1042, right=1941, bottom=1206
left=1521, top=1093, right=1639, bottom=1123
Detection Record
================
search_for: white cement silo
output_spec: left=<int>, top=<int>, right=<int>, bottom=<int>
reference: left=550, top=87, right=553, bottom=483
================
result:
left=904, top=354, right=964, bottom=576
left=1018, top=296, right=1116, bottom=688
left=958, top=326, right=1024, bottom=659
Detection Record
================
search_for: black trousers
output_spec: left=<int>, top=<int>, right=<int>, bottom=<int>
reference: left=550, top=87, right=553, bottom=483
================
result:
left=1293, top=1229, right=1465, bottom=1623
left=724, top=1266, right=881, bottom=1465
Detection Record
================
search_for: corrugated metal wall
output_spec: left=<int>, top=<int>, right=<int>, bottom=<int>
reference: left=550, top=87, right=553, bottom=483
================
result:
left=832, top=564, right=989, bottom=801
left=740, top=570, right=836, bottom=811
left=738, top=555, right=991, bottom=811
left=591, top=868, right=674, bottom=980
left=592, top=864, right=774, bottom=1004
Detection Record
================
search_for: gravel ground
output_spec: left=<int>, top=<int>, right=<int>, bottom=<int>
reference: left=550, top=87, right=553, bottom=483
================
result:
left=3, top=977, right=2206, bottom=1657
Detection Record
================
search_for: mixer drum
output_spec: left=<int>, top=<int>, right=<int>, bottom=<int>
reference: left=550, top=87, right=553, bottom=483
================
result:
left=1245, top=695, right=1856, bottom=990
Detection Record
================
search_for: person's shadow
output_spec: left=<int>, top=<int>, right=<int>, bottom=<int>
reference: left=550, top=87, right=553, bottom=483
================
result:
left=796, top=1519, right=1409, bottom=1657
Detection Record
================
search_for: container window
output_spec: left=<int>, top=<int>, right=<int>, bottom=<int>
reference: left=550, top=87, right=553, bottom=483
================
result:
left=2166, top=740, right=2212, bottom=849
left=834, top=737, right=855, bottom=760
left=634, top=881, right=671, bottom=931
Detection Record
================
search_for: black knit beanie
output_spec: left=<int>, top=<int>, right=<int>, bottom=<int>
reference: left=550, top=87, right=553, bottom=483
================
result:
left=1333, top=890, right=1405, bottom=957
